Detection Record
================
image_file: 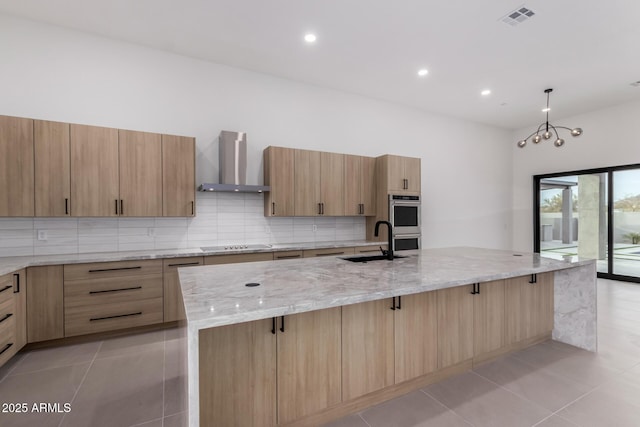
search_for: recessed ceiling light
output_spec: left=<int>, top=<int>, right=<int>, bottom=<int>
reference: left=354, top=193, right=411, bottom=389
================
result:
left=630, top=81, right=640, bottom=87
left=542, top=107, right=551, bottom=112
left=481, top=89, right=491, bottom=96
left=304, top=33, right=317, bottom=43
left=417, top=69, right=428, bottom=77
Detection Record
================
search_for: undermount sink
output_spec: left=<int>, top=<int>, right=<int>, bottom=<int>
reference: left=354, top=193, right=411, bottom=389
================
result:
left=341, top=254, right=407, bottom=263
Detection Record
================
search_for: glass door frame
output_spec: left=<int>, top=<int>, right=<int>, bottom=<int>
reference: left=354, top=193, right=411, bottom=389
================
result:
left=534, top=162, right=640, bottom=284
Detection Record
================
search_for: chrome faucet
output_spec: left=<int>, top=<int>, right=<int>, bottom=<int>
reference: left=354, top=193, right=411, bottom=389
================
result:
left=374, top=220, right=394, bottom=260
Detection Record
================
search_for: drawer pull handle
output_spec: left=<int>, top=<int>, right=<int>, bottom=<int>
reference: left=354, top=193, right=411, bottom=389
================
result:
left=90, top=312, right=142, bottom=322
left=0, top=285, right=11, bottom=294
left=276, top=255, right=301, bottom=259
left=0, top=313, right=13, bottom=324
left=89, top=286, right=142, bottom=295
left=0, top=343, right=13, bottom=356
left=88, top=266, right=142, bottom=273
left=167, top=262, right=201, bottom=267
left=315, top=252, right=345, bottom=257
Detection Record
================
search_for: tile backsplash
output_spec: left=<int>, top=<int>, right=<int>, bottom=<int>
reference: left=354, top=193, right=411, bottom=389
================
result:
left=0, top=193, right=366, bottom=257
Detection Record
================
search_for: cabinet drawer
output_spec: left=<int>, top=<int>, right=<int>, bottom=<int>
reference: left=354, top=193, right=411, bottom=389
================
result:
left=65, top=297, right=163, bottom=337
left=64, top=259, right=162, bottom=281
left=65, top=275, right=162, bottom=308
left=0, top=330, right=16, bottom=368
left=0, top=302, right=15, bottom=340
left=163, top=257, right=204, bottom=272
left=0, top=274, right=14, bottom=305
left=302, top=247, right=355, bottom=258
left=273, top=250, right=303, bottom=260
left=354, top=245, right=387, bottom=254
left=204, top=253, right=273, bottom=265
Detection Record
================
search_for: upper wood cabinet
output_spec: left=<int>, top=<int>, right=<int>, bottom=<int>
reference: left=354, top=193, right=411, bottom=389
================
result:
left=119, top=130, right=162, bottom=217
left=34, top=120, right=71, bottom=217
left=294, top=149, right=344, bottom=216
left=0, top=116, right=34, bottom=216
left=70, top=124, right=119, bottom=217
left=379, top=154, right=421, bottom=195
left=162, top=134, right=196, bottom=217
left=264, top=146, right=295, bottom=216
left=344, top=155, right=376, bottom=216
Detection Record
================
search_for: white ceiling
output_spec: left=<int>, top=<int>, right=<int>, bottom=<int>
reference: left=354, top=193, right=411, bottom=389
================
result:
left=1, top=0, right=639, bottom=129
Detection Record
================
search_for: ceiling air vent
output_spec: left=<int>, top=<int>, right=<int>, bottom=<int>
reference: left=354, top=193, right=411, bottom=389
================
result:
left=500, top=6, right=536, bottom=26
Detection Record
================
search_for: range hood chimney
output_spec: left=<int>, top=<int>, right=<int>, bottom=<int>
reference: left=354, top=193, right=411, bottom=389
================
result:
left=198, top=131, right=270, bottom=193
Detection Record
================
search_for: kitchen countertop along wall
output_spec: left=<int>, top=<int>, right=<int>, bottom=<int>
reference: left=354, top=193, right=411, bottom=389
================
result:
left=0, top=240, right=381, bottom=276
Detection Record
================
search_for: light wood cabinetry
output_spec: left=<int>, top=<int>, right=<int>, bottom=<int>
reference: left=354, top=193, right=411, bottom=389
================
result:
left=320, top=152, right=345, bottom=216
left=64, top=260, right=163, bottom=336
left=277, top=307, right=342, bottom=424
left=437, top=285, right=474, bottom=369
left=163, top=257, right=203, bottom=322
left=344, top=155, right=376, bottom=216
left=264, top=146, right=295, bottom=216
left=204, top=252, right=273, bottom=265
left=380, top=154, right=421, bottom=195
left=119, top=130, right=162, bottom=217
left=394, top=292, right=438, bottom=384
left=0, top=116, right=34, bottom=217
left=199, top=319, right=277, bottom=427
left=13, top=270, right=27, bottom=350
left=26, top=266, right=64, bottom=343
left=505, top=272, right=554, bottom=345
left=70, top=124, right=119, bottom=217
left=342, top=298, right=395, bottom=400
left=302, top=247, right=355, bottom=258
left=354, top=244, right=387, bottom=254
left=473, top=280, right=505, bottom=359
left=273, top=250, right=303, bottom=260
left=162, top=134, right=196, bottom=217
left=0, top=273, right=16, bottom=367
left=294, top=149, right=345, bottom=216
left=34, top=120, right=71, bottom=217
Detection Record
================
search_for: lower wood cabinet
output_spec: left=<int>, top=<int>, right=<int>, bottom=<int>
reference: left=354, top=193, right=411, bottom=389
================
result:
left=302, top=247, right=355, bottom=258
left=505, top=272, right=554, bottom=345
left=198, top=307, right=342, bottom=426
left=273, top=250, right=303, bottom=260
left=26, top=266, right=64, bottom=343
left=162, top=257, right=204, bottom=322
left=437, top=285, right=474, bottom=369
left=342, top=299, right=394, bottom=400
left=394, top=292, right=438, bottom=384
left=0, top=270, right=26, bottom=368
left=473, top=280, right=506, bottom=359
left=204, top=252, right=273, bottom=265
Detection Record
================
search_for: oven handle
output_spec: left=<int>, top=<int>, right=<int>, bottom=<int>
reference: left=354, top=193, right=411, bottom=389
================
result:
left=392, top=233, right=421, bottom=238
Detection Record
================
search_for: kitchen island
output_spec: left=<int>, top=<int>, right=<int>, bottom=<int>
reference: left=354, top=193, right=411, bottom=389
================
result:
left=178, top=247, right=596, bottom=426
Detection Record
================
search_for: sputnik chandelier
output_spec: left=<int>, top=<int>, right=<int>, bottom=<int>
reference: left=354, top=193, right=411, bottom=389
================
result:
left=517, top=88, right=582, bottom=148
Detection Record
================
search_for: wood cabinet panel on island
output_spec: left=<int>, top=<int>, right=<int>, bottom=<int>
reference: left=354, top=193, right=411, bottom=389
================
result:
left=70, top=124, right=119, bottom=217
left=162, top=134, right=196, bottom=217
left=34, top=120, right=71, bottom=217
left=473, top=280, right=506, bottom=360
left=0, top=115, right=34, bottom=217
left=263, top=146, right=295, bottom=217
left=119, top=130, right=162, bottom=217
left=505, top=272, right=554, bottom=345
left=437, top=285, right=474, bottom=369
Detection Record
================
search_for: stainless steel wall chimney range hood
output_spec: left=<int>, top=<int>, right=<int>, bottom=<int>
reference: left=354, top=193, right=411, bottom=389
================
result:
left=198, top=130, right=270, bottom=193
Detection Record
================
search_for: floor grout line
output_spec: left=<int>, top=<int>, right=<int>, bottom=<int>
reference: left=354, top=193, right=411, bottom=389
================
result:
left=420, top=389, right=476, bottom=427
left=162, top=328, right=167, bottom=427
left=356, top=412, right=373, bottom=427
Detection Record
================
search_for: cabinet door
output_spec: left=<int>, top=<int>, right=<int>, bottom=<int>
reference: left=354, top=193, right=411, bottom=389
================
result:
left=320, top=152, right=344, bottom=216
left=0, top=116, right=34, bottom=216
left=26, top=266, right=64, bottom=343
left=163, top=257, right=203, bottom=322
left=34, top=120, right=71, bottom=217
left=473, top=280, right=505, bottom=358
left=277, top=307, right=341, bottom=424
left=361, top=156, right=377, bottom=216
left=263, top=146, right=295, bottom=216
left=294, top=149, right=321, bottom=216
left=70, top=124, right=119, bottom=217
left=13, top=269, right=27, bottom=350
left=344, top=154, right=362, bottom=216
left=394, top=292, right=438, bottom=384
left=119, top=130, right=162, bottom=217
left=199, top=319, right=276, bottom=427
left=385, top=155, right=406, bottom=193
left=404, top=157, right=421, bottom=193
left=342, top=299, right=394, bottom=400
left=162, top=135, right=195, bottom=217
left=505, top=273, right=554, bottom=345
left=437, top=285, right=474, bottom=369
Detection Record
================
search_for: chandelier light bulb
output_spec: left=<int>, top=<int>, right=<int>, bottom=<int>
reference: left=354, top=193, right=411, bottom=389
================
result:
left=517, top=140, right=527, bottom=148
left=532, top=134, right=542, bottom=144
left=543, top=131, right=552, bottom=140
left=571, top=128, right=583, bottom=137
left=554, top=138, right=565, bottom=147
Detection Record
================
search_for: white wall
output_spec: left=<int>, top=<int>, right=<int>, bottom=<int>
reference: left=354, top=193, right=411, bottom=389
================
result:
left=0, top=14, right=513, bottom=254
left=512, top=98, right=640, bottom=251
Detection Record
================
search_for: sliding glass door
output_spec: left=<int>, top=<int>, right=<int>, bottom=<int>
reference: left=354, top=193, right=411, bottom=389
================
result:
left=535, top=164, right=640, bottom=283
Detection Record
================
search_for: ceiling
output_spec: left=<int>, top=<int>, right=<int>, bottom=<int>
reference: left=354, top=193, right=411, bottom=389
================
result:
left=1, top=0, right=639, bottom=129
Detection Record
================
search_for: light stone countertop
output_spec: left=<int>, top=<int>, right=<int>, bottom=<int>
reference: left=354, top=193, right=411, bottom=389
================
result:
left=0, top=240, right=381, bottom=276
left=178, top=246, right=595, bottom=331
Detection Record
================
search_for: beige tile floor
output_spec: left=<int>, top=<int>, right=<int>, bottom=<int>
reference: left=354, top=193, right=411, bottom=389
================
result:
left=1, top=278, right=639, bottom=427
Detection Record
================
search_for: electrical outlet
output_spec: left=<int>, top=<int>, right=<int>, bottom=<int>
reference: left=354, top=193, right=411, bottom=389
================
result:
left=148, top=227, right=156, bottom=237
left=312, top=225, right=317, bottom=232
left=265, top=226, right=271, bottom=234
left=37, top=230, right=48, bottom=241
